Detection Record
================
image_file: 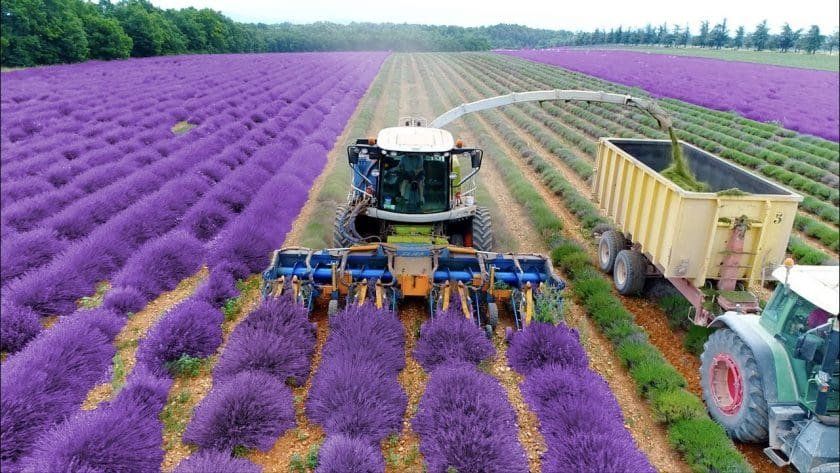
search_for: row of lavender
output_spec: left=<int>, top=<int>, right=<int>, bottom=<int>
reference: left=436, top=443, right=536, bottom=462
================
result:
left=1, top=52, right=386, bottom=471
left=1, top=52, right=387, bottom=354
left=307, top=304, right=407, bottom=471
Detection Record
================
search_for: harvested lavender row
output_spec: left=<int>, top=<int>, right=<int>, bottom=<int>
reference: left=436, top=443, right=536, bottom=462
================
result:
left=181, top=298, right=314, bottom=455
left=507, top=322, right=654, bottom=473
left=307, top=304, right=407, bottom=471
left=411, top=300, right=527, bottom=473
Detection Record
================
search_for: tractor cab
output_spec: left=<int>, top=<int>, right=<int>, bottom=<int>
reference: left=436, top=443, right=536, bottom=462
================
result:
left=761, top=264, right=839, bottom=419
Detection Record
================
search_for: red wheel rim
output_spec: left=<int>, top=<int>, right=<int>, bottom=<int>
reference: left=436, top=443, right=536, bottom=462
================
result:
left=710, top=353, right=743, bottom=415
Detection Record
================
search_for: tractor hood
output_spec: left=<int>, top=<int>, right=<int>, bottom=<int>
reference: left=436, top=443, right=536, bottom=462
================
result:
left=772, top=265, right=839, bottom=315
left=376, top=127, right=455, bottom=152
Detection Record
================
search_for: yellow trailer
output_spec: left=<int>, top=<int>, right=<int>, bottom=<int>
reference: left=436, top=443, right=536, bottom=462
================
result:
left=592, top=138, right=802, bottom=324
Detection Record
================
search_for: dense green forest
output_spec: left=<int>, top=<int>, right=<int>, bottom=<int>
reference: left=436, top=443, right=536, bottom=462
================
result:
left=1, top=0, right=837, bottom=67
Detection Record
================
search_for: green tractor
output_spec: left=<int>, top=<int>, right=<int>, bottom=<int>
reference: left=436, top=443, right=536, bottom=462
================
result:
left=702, top=261, right=839, bottom=472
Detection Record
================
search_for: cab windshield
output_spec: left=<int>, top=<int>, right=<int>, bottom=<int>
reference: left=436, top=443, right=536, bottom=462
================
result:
left=378, top=152, right=448, bottom=214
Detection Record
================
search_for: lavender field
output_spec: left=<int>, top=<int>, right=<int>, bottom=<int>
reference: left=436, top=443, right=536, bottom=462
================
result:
left=0, top=51, right=386, bottom=471
left=501, top=49, right=840, bottom=141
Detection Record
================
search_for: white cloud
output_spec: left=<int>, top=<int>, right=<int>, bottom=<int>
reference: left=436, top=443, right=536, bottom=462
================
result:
left=150, top=0, right=840, bottom=33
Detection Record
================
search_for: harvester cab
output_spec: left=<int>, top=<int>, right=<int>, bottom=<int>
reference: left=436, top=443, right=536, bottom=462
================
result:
left=337, top=124, right=491, bottom=250
left=703, top=262, right=839, bottom=472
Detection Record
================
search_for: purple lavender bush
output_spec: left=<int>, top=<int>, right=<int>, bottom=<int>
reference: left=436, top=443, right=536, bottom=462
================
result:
left=174, top=450, right=262, bottom=473
left=0, top=228, right=66, bottom=284
left=323, top=304, right=406, bottom=375
left=21, top=367, right=172, bottom=473
left=316, top=435, right=385, bottom=473
left=306, top=357, right=406, bottom=443
left=412, top=362, right=528, bottom=473
left=0, top=308, right=122, bottom=470
left=112, top=230, right=205, bottom=301
left=506, top=322, right=588, bottom=375
left=0, top=301, right=41, bottom=353
left=101, top=285, right=147, bottom=316
left=213, top=297, right=315, bottom=385
left=192, top=267, right=239, bottom=309
left=135, top=298, right=223, bottom=377
left=542, top=432, right=655, bottom=473
left=183, top=370, right=295, bottom=452
left=413, top=305, right=494, bottom=371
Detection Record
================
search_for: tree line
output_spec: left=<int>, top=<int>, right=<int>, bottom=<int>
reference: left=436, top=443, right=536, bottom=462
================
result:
left=569, top=20, right=840, bottom=54
left=1, top=0, right=838, bottom=67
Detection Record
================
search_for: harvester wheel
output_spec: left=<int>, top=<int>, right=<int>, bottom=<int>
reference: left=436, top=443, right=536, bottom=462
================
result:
left=700, top=328, right=769, bottom=443
left=485, top=325, right=494, bottom=339
left=472, top=207, right=493, bottom=251
left=613, top=250, right=646, bottom=295
left=486, top=302, right=499, bottom=329
left=327, top=299, right=339, bottom=317
left=333, top=205, right=353, bottom=248
left=598, top=230, right=626, bottom=273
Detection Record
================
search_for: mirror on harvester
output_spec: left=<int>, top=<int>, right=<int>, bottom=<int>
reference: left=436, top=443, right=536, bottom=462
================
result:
left=470, top=150, right=483, bottom=169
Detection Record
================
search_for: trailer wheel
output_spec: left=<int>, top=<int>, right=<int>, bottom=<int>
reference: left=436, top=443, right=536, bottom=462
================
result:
left=700, top=328, right=769, bottom=443
left=472, top=206, right=493, bottom=252
left=613, top=250, right=646, bottom=295
left=598, top=230, right=626, bottom=273
left=333, top=205, right=353, bottom=248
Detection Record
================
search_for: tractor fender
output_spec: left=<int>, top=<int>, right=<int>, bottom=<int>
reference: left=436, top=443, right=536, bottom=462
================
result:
left=710, top=312, right=799, bottom=405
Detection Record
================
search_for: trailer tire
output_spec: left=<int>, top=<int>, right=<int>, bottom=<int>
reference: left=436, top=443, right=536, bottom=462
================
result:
left=700, top=328, right=769, bottom=443
left=598, top=230, right=626, bottom=273
left=613, top=250, right=646, bottom=295
left=592, top=223, right=613, bottom=237
left=333, top=205, right=353, bottom=248
left=472, top=206, right=493, bottom=252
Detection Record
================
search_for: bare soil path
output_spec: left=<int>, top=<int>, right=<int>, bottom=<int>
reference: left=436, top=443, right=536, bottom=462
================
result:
left=82, top=269, right=208, bottom=410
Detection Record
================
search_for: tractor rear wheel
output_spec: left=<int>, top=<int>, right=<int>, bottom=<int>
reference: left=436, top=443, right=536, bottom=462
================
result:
left=598, top=230, right=626, bottom=273
left=333, top=205, right=353, bottom=248
left=613, top=250, right=646, bottom=295
left=472, top=206, right=493, bottom=251
left=700, top=328, right=769, bottom=443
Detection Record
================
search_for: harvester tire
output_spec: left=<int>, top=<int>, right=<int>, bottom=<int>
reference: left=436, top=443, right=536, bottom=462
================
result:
left=613, top=250, right=646, bottom=295
left=486, top=302, right=499, bottom=329
left=333, top=205, right=353, bottom=248
left=472, top=206, right=493, bottom=252
left=700, top=328, right=769, bottom=443
left=598, top=230, right=625, bottom=273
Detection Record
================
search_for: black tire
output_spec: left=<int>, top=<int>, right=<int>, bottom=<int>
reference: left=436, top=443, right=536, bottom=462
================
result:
left=472, top=206, right=493, bottom=251
left=598, top=230, right=626, bottom=273
left=700, top=328, right=769, bottom=443
left=333, top=205, right=353, bottom=248
left=486, top=302, right=499, bottom=328
left=613, top=250, right=646, bottom=295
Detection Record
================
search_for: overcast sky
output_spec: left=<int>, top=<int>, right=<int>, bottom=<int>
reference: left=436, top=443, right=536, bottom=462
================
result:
left=150, top=0, right=839, bottom=33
